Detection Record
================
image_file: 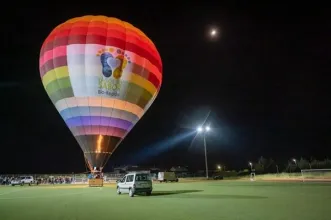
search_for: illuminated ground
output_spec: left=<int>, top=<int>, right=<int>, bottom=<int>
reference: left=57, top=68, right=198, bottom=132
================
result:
left=0, top=181, right=330, bottom=220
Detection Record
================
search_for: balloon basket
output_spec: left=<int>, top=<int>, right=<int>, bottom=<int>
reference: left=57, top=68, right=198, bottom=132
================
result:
left=88, top=178, right=104, bottom=187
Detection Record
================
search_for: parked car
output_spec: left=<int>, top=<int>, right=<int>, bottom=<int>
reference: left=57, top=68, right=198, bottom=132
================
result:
left=213, top=175, right=224, bottom=180
left=158, top=172, right=178, bottom=182
left=11, top=176, right=35, bottom=186
left=116, top=172, right=152, bottom=197
left=11, top=178, right=23, bottom=186
left=20, top=176, right=34, bottom=185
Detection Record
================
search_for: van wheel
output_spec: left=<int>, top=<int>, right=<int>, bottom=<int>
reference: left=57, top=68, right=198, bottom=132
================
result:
left=117, top=187, right=121, bottom=195
left=129, top=189, right=134, bottom=197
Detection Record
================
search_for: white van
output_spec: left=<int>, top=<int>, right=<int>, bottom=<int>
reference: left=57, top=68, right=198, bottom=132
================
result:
left=158, top=172, right=178, bottom=183
left=20, top=176, right=34, bottom=184
left=116, top=172, right=152, bottom=197
left=11, top=176, right=34, bottom=186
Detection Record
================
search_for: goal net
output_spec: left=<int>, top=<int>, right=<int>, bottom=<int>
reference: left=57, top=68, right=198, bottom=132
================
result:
left=301, top=169, right=331, bottom=182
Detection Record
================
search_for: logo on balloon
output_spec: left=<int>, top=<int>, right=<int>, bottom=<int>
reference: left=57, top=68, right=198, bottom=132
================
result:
left=96, top=48, right=131, bottom=97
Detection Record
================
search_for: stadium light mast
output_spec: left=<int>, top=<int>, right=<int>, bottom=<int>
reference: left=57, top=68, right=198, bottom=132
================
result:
left=197, top=125, right=211, bottom=179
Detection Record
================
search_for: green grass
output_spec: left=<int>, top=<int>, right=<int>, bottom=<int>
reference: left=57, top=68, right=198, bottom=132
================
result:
left=0, top=181, right=330, bottom=220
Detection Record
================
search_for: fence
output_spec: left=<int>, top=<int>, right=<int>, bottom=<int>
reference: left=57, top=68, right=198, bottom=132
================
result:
left=3, top=170, right=330, bottom=185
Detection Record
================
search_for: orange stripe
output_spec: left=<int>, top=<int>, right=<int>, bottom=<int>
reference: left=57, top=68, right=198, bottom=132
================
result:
left=51, top=22, right=156, bottom=50
left=54, top=16, right=155, bottom=47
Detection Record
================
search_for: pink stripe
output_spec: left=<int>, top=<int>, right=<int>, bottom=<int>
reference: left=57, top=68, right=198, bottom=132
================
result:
left=39, top=46, right=67, bottom=66
left=39, top=45, right=162, bottom=81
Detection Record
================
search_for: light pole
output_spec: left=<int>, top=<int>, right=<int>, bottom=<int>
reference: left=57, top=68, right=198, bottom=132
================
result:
left=292, top=158, right=299, bottom=172
left=197, top=125, right=210, bottom=179
left=249, top=162, right=255, bottom=181
left=249, top=162, right=253, bottom=169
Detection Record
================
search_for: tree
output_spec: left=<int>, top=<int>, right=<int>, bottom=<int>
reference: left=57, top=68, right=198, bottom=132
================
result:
left=311, top=159, right=319, bottom=169
left=254, top=163, right=264, bottom=173
left=258, top=156, right=267, bottom=168
left=298, top=157, right=310, bottom=170
left=309, top=158, right=331, bottom=169
left=253, top=156, right=267, bottom=173
left=265, top=158, right=275, bottom=169
left=285, top=160, right=297, bottom=172
left=325, top=158, right=331, bottom=168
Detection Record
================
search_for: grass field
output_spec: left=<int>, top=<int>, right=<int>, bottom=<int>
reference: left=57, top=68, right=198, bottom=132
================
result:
left=0, top=181, right=330, bottom=220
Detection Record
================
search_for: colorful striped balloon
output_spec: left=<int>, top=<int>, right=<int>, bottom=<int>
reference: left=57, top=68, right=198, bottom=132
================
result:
left=39, top=15, right=162, bottom=171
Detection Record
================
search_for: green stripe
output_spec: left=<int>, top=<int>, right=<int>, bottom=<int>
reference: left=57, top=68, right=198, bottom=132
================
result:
left=45, top=77, right=153, bottom=109
left=49, top=87, right=74, bottom=103
left=45, top=77, right=72, bottom=95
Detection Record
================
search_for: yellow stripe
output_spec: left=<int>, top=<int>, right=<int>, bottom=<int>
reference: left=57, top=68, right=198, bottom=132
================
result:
left=128, top=74, right=157, bottom=95
left=42, top=66, right=157, bottom=95
left=42, top=66, right=69, bottom=87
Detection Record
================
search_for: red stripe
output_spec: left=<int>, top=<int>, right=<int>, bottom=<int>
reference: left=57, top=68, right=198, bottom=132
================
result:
left=42, top=35, right=161, bottom=73
left=45, top=26, right=157, bottom=57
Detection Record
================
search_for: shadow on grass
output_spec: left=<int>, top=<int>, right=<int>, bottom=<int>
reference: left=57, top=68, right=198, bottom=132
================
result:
left=148, top=190, right=267, bottom=199
left=150, top=190, right=203, bottom=196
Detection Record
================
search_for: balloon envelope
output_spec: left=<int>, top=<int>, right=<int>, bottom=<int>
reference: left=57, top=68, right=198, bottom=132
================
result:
left=39, top=15, right=162, bottom=171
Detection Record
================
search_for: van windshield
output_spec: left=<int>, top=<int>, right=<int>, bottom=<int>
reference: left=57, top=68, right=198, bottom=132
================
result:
left=135, top=174, right=150, bottom=181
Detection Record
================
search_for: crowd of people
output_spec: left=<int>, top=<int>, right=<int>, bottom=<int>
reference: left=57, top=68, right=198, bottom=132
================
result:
left=0, top=175, right=75, bottom=185
left=0, top=173, right=130, bottom=186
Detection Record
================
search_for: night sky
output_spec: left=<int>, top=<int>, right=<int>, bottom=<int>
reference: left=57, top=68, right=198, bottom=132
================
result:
left=1, top=3, right=330, bottom=174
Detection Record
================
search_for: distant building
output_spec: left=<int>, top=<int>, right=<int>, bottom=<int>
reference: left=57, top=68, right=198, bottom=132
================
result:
left=170, top=166, right=189, bottom=175
left=113, top=165, right=160, bottom=174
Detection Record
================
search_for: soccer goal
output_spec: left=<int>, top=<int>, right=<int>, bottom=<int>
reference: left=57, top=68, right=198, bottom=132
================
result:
left=301, top=169, right=331, bottom=182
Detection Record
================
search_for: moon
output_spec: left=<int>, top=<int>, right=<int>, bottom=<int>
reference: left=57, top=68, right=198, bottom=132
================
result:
left=208, top=27, right=219, bottom=40
left=210, top=29, right=217, bottom=37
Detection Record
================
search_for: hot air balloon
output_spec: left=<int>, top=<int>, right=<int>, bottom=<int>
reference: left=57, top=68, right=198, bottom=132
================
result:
left=39, top=15, right=162, bottom=176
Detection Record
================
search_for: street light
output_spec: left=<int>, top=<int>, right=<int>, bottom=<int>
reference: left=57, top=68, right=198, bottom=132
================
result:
left=217, top=165, right=221, bottom=170
left=292, top=158, right=298, bottom=172
left=248, top=162, right=255, bottom=181
left=197, top=125, right=211, bottom=178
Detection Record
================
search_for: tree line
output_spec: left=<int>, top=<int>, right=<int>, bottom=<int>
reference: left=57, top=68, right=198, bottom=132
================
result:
left=250, top=157, right=331, bottom=173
